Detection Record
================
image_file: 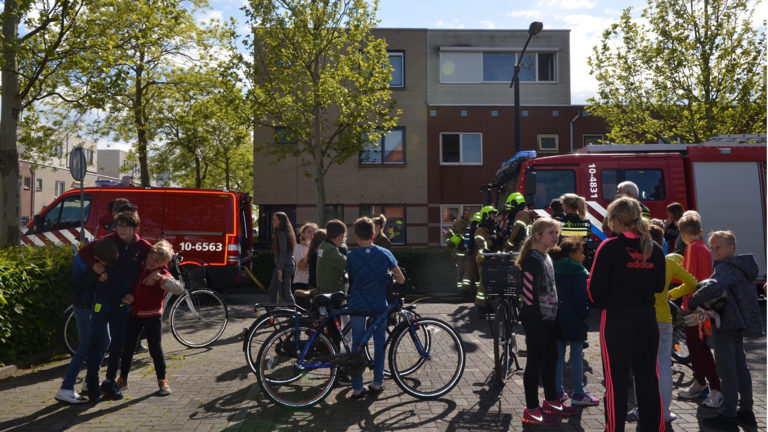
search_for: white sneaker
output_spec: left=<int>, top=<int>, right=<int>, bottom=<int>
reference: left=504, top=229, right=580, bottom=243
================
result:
left=703, top=389, right=724, bottom=408
left=55, top=389, right=88, bottom=404
left=665, top=411, right=678, bottom=423
left=80, top=381, right=88, bottom=394
left=678, top=380, right=708, bottom=399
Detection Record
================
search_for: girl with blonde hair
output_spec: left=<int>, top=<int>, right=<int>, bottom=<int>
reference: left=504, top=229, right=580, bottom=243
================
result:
left=587, top=197, right=666, bottom=432
left=517, top=218, right=579, bottom=424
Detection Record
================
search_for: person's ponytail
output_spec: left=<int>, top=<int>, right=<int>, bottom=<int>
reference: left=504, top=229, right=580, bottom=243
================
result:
left=635, top=218, right=653, bottom=260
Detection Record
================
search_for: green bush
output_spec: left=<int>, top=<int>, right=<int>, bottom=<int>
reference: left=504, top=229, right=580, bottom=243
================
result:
left=0, top=245, right=74, bottom=363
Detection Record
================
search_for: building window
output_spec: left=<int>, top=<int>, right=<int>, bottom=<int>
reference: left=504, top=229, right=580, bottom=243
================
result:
left=359, top=204, right=375, bottom=218
left=85, top=148, right=94, bottom=165
left=388, top=51, right=404, bottom=88
left=380, top=206, right=406, bottom=245
left=441, top=51, right=557, bottom=83
left=440, top=132, right=482, bottom=165
left=324, top=204, right=344, bottom=225
left=55, top=181, right=65, bottom=197
left=537, top=134, right=559, bottom=153
left=601, top=169, right=665, bottom=201
left=52, top=144, right=63, bottom=158
left=35, top=178, right=43, bottom=191
left=440, top=204, right=481, bottom=245
left=360, top=127, right=405, bottom=165
left=23, top=177, right=31, bottom=189
left=274, top=126, right=298, bottom=146
left=583, top=134, right=604, bottom=146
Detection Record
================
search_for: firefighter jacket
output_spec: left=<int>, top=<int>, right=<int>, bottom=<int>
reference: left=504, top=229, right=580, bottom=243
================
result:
left=505, top=211, right=533, bottom=251
left=474, top=226, right=496, bottom=266
left=561, top=213, right=592, bottom=240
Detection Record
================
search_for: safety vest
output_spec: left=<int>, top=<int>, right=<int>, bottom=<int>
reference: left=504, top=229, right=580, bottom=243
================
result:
left=561, top=214, right=592, bottom=239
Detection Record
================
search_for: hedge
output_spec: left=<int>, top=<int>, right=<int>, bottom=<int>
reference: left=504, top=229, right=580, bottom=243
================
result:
left=0, top=245, right=74, bottom=364
left=250, top=247, right=454, bottom=293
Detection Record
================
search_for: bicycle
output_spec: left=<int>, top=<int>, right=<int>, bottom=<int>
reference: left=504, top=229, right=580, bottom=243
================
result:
left=668, top=298, right=690, bottom=365
left=481, top=252, right=523, bottom=387
left=243, top=274, right=428, bottom=378
left=255, top=279, right=465, bottom=408
left=63, top=254, right=229, bottom=353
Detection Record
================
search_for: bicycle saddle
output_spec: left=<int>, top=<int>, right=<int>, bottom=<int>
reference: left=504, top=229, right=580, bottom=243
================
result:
left=294, top=288, right=318, bottom=299
left=312, top=291, right=346, bottom=309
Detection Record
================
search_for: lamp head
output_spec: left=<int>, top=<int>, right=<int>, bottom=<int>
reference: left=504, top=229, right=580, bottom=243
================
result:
left=528, top=21, right=543, bottom=35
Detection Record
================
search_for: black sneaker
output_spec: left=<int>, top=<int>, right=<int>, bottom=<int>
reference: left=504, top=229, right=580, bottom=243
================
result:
left=350, top=388, right=368, bottom=399
left=368, top=383, right=384, bottom=396
left=703, top=414, right=738, bottom=431
left=736, top=410, right=758, bottom=427
left=99, top=379, right=124, bottom=400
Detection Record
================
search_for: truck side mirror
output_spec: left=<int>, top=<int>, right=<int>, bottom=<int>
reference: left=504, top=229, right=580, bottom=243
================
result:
left=524, top=171, right=537, bottom=207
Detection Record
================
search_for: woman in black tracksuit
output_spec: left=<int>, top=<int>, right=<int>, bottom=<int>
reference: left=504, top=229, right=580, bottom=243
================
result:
left=588, top=197, right=666, bottom=432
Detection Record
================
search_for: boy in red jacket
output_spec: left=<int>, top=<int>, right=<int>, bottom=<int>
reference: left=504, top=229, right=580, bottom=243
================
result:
left=118, top=240, right=183, bottom=395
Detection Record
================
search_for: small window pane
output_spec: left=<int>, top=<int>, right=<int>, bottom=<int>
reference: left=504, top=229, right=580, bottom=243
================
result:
left=360, top=139, right=382, bottom=164
left=518, top=54, right=536, bottom=81
left=383, top=129, right=404, bottom=164
left=442, top=134, right=460, bottom=163
left=441, top=206, right=459, bottom=223
left=601, top=170, right=619, bottom=201
left=626, top=169, right=665, bottom=201
left=359, top=204, right=375, bottom=218
left=483, top=53, right=515, bottom=82
left=533, top=170, right=576, bottom=209
left=382, top=206, right=405, bottom=245
left=462, top=134, right=482, bottom=163
left=583, top=134, right=604, bottom=146
left=389, top=53, right=404, bottom=88
left=324, top=204, right=344, bottom=224
left=538, top=53, right=555, bottom=81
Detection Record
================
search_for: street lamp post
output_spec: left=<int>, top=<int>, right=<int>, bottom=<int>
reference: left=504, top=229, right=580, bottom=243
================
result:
left=511, top=21, right=543, bottom=154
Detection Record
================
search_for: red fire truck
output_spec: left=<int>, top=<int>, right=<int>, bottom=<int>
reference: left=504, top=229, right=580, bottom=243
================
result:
left=23, top=187, right=254, bottom=288
left=491, top=135, right=766, bottom=281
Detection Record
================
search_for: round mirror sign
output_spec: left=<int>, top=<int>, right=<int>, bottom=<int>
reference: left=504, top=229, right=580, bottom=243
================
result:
left=69, top=146, right=87, bottom=181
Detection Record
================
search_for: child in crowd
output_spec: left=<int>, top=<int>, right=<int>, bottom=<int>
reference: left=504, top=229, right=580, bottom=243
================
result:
left=307, top=229, right=327, bottom=290
left=372, top=214, right=392, bottom=250
left=689, top=231, right=762, bottom=430
left=668, top=213, right=721, bottom=406
left=269, top=212, right=296, bottom=305
left=549, top=198, right=565, bottom=222
left=345, top=217, right=404, bottom=398
left=55, top=239, right=119, bottom=404
left=316, top=220, right=347, bottom=294
left=549, top=237, right=599, bottom=407
left=117, top=240, right=183, bottom=396
left=293, top=222, right=318, bottom=292
left=517, top=218, right=578, bottom=425
left=588, top=197, right=665, bottom=432
left=637, top=225, right=698, bottom=423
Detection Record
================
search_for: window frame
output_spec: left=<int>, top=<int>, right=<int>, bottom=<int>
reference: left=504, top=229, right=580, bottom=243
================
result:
left=439, top=132, right=483, bottom=165
left=380, top=205, right=406, bottom=246
left=537, top=134, right=559, bottom=153
left=273, top=126, right=298, bottom=146
left=388, top=51, right=405, bottom=89
left=583, top=134, right=605, bottom=146
left=359, top=127, right=406, bottom=166
left=55, top=180, right=65, bottom=197
left=441, top=51, right=557, bottom=84
left=439, top=204, right=481, bottom=246
left=23, top=177, right=31, bottom=189
left=35, top=178, right=43, bottom=191
left=530, top=169, right=577, bottom=209
left=600, top=169, right=666, bottom=201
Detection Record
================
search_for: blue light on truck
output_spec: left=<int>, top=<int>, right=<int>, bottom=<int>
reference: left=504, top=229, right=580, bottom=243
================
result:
left=500, top=150, right=537, bottom=169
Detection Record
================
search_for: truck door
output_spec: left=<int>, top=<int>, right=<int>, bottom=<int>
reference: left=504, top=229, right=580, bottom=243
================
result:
left=29, top=193, right=93, bottom=234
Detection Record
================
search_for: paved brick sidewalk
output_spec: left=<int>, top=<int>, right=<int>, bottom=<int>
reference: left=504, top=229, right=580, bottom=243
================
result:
left=0, top=291, right=764, bottom=431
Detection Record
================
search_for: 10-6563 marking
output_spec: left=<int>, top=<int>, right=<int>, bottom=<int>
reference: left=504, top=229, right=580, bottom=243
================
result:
left=179, top=242, right=222, bottom=252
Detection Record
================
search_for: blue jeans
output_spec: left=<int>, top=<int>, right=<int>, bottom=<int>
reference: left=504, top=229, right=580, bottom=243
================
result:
left=86, top=303, right=129, bottom=397
left=555, top=340, right=585, bottom=395
left=350, top=315, right=385, bottom=391
left=61, top=306, right=92, bottom=390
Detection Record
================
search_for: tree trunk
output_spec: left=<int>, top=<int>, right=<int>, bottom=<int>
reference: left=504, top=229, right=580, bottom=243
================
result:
left=135, top=51, right=150, bottom=186
left=224, top=155, right=231, bottom=190
left=0, top=0, right=21, bottom=247
left=312, top=105, right=326, bottom=224
left=194, top=154, right=202, bottom=188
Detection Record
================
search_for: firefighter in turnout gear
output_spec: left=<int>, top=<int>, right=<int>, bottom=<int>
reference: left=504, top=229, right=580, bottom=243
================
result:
left=474, top=206, right=499, bottom=308
left=502, top=192, right=532, bottom=252
left=445, top=208, right=471, bottom=297
left=462, top=212, right=482, bottom=299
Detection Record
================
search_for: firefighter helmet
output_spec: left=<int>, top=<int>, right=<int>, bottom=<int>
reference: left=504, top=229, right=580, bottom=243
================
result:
left=480, top=205, right=498, bottom=221
left=449, top=234, right=462, bottom=248
left=471, top=212, right=482, bottom=223
left=505, top=192, right=526, bottom=211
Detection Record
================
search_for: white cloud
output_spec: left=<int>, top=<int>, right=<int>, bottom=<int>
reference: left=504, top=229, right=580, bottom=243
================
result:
left=479, top=20, right=497, bottom=29
left=434, top=19, right=465, bottom=29
left=197, top=10, right=224, bottom=25
left=505, top=10, right=542, bottom=20
left=560, top=13, right=617, bottom=103
left=539, top=0, right=596, bottom=10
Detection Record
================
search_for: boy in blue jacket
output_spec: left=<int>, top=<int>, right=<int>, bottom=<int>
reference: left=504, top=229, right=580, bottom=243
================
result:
left=689, top=231, right=762, bottom=430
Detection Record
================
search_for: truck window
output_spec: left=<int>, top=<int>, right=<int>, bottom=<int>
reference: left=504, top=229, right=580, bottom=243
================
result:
left=532, top=170, right=576, bottom=209
left=601, top=169, right=665, bottom=201
left=41, top=195, right=92, bottom=231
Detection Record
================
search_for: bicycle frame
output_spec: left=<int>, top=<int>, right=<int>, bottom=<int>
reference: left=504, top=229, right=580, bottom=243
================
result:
left=293, top=296, right=428, bottom=371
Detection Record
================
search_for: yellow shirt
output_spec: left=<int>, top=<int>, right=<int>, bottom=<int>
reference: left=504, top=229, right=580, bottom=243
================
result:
left=656, top=254, right=698, bottom=323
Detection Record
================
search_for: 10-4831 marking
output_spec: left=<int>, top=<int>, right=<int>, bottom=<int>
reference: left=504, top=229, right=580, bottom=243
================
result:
left=179, top=242, right=223, bottom=252
left=588, top=163, right=598, bottom=198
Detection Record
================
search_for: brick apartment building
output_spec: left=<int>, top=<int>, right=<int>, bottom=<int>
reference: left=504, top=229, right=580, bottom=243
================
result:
left=252, top=28, right=607, bottom=247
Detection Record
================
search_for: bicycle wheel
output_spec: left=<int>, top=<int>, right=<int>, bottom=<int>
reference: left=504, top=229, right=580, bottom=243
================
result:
left=493, top=302, right=512, bottom=387
left=362, top=311, right=429, bottom=378
left=672, top=325, right=690, bottom=364
left=170, top=289, right=228, bottom=348
left=388, top=317, right=465, bottom=399
left=257, top=326, right=337, bottom=408
left=245, top=311, right=299, bottom=375
left=63, top=306, right=78, bottom=356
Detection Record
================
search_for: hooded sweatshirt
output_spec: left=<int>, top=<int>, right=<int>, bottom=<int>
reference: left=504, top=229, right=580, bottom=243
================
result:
left=553, top=257, right=589, bottom=341
left=689, top=254, right=763, bottom=337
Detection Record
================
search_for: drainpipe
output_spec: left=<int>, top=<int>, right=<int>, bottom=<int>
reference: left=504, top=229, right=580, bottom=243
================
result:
left=569, top=110, right=582, bottom=154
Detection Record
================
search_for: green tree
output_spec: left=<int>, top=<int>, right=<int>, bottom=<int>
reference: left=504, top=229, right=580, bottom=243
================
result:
left=587, top=0, right=766, bottom=144
left=67, top=0, right=224, bottom=186
left=242, top=0, right=399, bottom=222
left=0, top=0, right=92, bottom=247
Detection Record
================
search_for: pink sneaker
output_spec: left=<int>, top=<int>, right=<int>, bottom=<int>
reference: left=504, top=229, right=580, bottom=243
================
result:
left=522, top=407, right=560, bottom=425
left=542, top=399, right=579, bottom=416
left=571, top=392, right=600, bottom=407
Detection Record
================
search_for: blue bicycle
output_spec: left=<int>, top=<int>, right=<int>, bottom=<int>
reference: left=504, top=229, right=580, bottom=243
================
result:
left=255, top=282, right=466, bottom=408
